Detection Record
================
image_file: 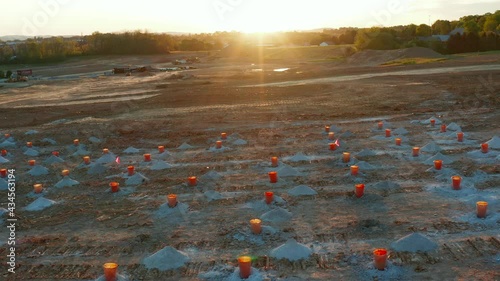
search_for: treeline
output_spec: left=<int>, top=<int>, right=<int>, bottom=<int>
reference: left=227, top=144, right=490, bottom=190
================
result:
left=0, top=37, right=81, bottom=64
left=447, top=32, right=500, bottom=53
left=84, top=31, right=175, bottom=55
left=0, top=31, right=238, bottom=64
left=0, top=31, right=325, bottom=64
left=1, top=10, right=499, bottom=64
left=351, top=27, right=500, bottom=54
left=85, top=31, right=227, bottom=54
left=0, top=32, right=186, bottom=63
left=345, top=10, right=500, bottom=53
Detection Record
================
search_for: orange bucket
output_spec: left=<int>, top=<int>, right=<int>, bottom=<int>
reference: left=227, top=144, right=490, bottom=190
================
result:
left=109, top=182, right=119, bottom=193
left=343, top=152, right=350, bottom=163
left=328, top=132, right=335, bottom=140
left=268, top=172, right=278, bottom=183
left=271, top=157, right=278, bottom=167
left=265, top=191, right=274, bottom=204
left=412, top=147, right=420, bottom=157
left=83, top=156, right=91, bottom=164
left=127, top=166, right=135, bottom=176
left=188, top=176, right=197, bottom=186
left=441, top=124, right=446, bottom=132
left=167, top=194, right=177, bottom=208
left=451, top=176, right=461, bottom=190
left=350, top=165, right=359, bottom=176
left=476, top=201, right=487, bottom=218
left=250, top=219, right=262, bottom=234
left=103, top=263, right=118, bottom=281
left=34, top=184, right=43, bottom=193
left=433, top=160, right=443, bottom=170
left=481, top=143, right=488, bottom=153
left=373, top=248, right=387, bottom=270
left=238, top=256, right=252, bottom=279
left=355, top=184, right=365, bottom=198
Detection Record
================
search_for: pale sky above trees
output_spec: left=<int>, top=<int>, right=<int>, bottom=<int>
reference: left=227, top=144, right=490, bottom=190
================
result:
left=3, top=0, right=499, bottom=36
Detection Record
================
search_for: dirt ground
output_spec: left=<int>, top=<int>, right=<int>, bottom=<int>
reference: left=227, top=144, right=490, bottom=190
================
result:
left=0, top=48, right=499, bottom=280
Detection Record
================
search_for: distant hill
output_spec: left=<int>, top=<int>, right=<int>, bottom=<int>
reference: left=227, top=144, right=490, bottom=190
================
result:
left=0, top=35, right=77, bottom=41
left=1, top=35, right=33, bottom=41
left=1, top=32, right=190, bottom=42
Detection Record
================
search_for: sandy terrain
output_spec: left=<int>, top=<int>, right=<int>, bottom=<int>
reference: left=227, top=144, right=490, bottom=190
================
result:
left=0, top=47, right=499, bottom=281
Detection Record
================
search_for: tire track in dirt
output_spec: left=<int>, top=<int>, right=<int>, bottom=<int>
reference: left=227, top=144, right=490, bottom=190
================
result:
left=158, top=98, right=306, bottom=115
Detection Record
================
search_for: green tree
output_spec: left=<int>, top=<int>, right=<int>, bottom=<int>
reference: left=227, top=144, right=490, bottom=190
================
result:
left=338, top=29, right=357, bottom=44
left=180, top=39, right=206, bottom=51
left=213, top=39, right=223, bottom=50
left=355, top=29, right=398, bottom=50
left=430, top=40, right=446, bottom=54
left=494, top=10, right=500, bottom=22
left=464, top=20, right=480, bottom=34
left=416, top=24, right=432, bottom=36
left=401, top=24, right=417, bottom=39
left=0, top=46, right=14, bottom=62
left=478, top=15, right=488, bottom=31
left=464, top=32, right=480, bottom=52
left=432, top=20, right=451, bottom=35
left=354, top=30, right=369, bottom=50
left=40, top=37, right=67, bottom=61
left=450, top=20, right=460, bottom=31
left=17, top=39, right=43, bottom=62
left=483, top=17, right=498, bottom=32
left=310, top=33, right=331, bottom=45
left=479, top=31, right=497, bottom=51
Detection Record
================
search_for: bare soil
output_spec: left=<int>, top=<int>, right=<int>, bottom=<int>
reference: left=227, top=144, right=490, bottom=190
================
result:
left=0, top=49, right=499, bottom=280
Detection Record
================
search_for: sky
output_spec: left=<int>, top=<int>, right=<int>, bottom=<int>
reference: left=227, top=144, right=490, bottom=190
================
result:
left=2, top=0, right=498, bottom=36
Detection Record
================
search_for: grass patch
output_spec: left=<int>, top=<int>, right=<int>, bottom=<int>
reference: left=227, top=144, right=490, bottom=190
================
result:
left=381, top=57, right=447, bottom=66
left=451, top=50, right=500, bottom=58
left=262, top=44, right=355, bottom=60
left=309, top=56, right=347, bottom=63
